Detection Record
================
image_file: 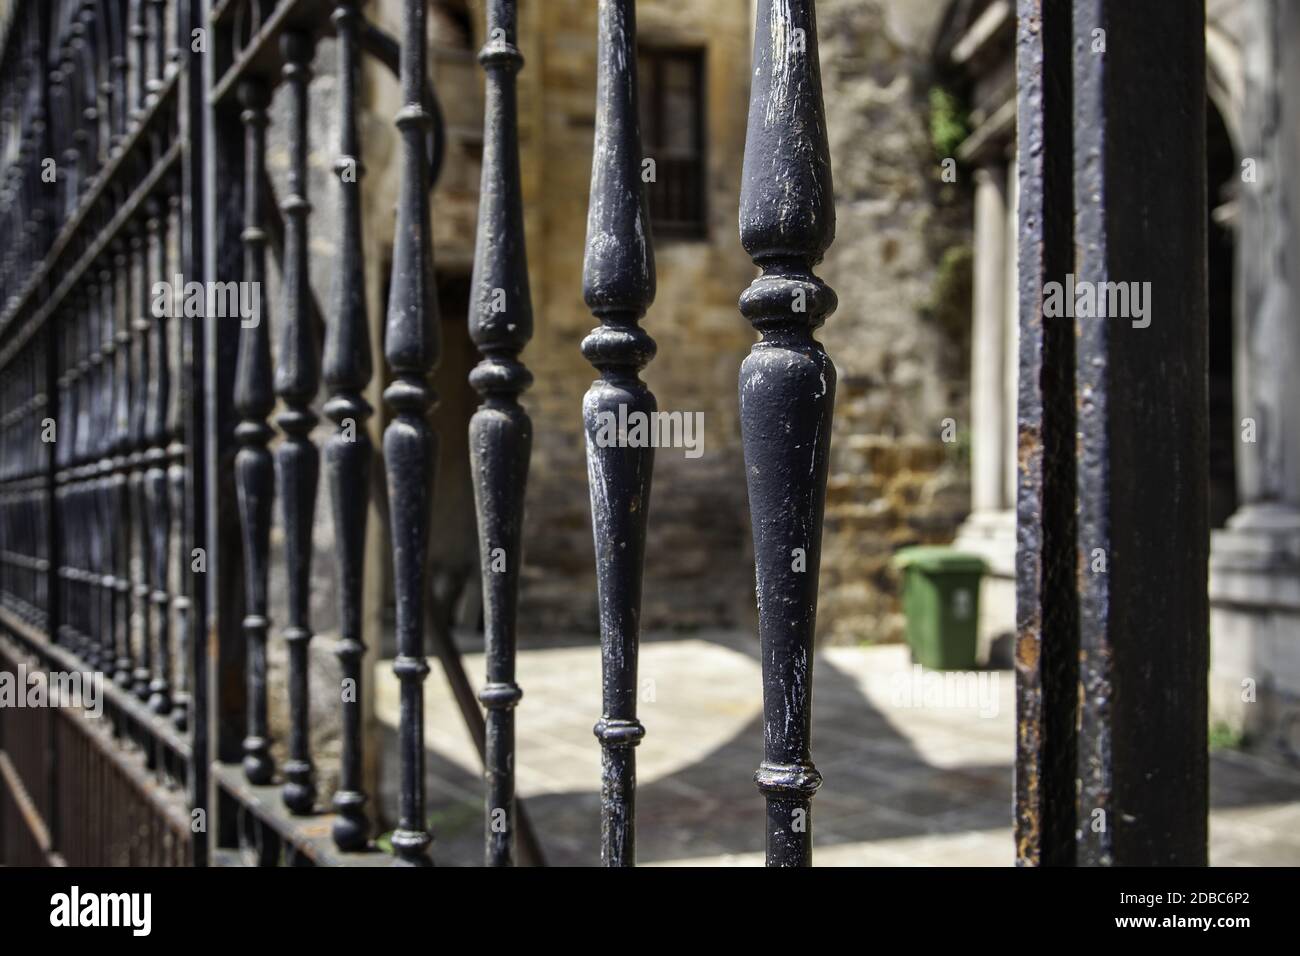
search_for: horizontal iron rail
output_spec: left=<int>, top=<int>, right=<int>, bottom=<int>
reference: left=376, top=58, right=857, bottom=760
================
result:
left=0, top=608, right=191, bottom=763
left=210, top=761, right=391, bottom=867
left=0, top=633, right=193, bottom=847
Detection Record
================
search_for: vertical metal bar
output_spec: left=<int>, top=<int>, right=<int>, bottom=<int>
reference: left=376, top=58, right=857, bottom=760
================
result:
left=167, top=186, right=192, bottom=733
left=1071, top=0, right=1208, bottom=865
left=112, top=233, right=134, bottom=687
left=130, top=0, right=147, bottom=120
left=109, top=0, right=128, bottom=148
left=203, top=8, right=249, bottom=862
left=130, top=217, right=153, bottom=702
left=76, top=1, right=101, bottom=181
left=384, top=0, right=438, bottom=867
left=147, top=0, right=165, bottom=97
left=145, top=195, right=173, bottom=715
left=177, top=0, right=208, bottom=868
left=276, top=29, right=320, bottom=816
left=739, top=0, right=836, bottom=868
left=471, top=0, right=532, bottom=869
left=44, top=309, right=62, bottom=857
left=1013, top=0, right=1077, bottom=867
left=234, top=77, right=274, bottom=787
left=57, top=27, right=82, bottom=210
left=583, top=0, right=655, bottom=869
left=169, top=453, right=191, bottom=726
left=97, top=252, right=117, bottom=677
left=325, top=0, right=373, bottom=852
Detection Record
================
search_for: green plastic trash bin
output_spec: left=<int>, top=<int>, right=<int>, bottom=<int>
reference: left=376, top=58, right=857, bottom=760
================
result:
left=892, top=546, right=985, bottom=670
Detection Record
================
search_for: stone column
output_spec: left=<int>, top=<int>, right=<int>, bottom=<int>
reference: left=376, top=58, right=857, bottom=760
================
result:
left=955, top=159, right=1017, bottom=658
left=1003, top=159, right=1021, bottom=511
left=969, top=163, right=1008, bottom=514
left=1210, top=0, right=1300, bottom=743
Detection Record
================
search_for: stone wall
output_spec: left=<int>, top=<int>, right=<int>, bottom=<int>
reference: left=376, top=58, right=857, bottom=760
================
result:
left=815, top=0, right=973, bottom=643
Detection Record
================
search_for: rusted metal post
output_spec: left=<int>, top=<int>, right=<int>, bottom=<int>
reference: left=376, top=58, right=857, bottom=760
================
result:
left=1069, top=0, right=1209, bottom=866
left=1013, top=0, right=1077, bottom=867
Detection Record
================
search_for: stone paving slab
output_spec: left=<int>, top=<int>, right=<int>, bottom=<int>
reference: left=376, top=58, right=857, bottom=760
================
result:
left=374, top=633, right=1300, bottom=866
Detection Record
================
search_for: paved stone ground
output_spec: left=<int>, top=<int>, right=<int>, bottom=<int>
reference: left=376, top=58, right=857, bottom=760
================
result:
left=375, top=632, right=1300, bottom=866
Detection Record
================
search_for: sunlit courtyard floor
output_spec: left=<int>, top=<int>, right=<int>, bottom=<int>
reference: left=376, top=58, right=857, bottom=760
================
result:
left=375, top=633, right=1300, bottom=866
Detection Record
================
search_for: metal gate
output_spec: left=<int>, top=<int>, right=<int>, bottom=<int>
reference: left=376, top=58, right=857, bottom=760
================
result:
left=0, top=0, right=1210, bottom=867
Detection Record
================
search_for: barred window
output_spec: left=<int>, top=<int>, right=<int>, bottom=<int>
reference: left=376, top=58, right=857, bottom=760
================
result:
left=638, top=47, right=707, bottom=240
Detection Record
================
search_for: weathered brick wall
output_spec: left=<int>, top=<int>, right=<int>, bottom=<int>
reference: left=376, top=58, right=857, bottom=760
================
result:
left=510, top=0, right=973, bottom=642
left=813, top=0, right=973, bottom=643
left=510, top=0, right=760, bottom=633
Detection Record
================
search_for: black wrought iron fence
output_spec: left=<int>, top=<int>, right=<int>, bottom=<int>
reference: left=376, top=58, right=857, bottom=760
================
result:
left=0, top=0, right=1211, bottom=869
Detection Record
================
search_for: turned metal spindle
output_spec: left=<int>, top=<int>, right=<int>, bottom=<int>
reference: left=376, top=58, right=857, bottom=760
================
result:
left=167, top=193, right=190, bottom=732
left=384, top=0, right=439, bottom=866
left=739, top=0, right=837, bottom=868
left=75, top=3, right=101, bottom=183
left=168, top=455, right=190, bottom=730
left=58, top=304, right=79, bottom=656
left=98, top=253, right=118, bottom=684
left=97, top=0, right=119, bottom=154
left=276, top=30, right=320, bottom=816
left=235, top=78, right=275, bottom=786
left=147, top=0, right=165, bottom=96
left=112, top=235, right=134, bottom=687
left=582, top=0, right=656, bottom=868
left=145, top=197, right=171, bottom=714
left=326, top=0, right=373, bottom=851
left=47, top=51, right=68, bottom=238
left=84, top=274, right=108, bottom=669
left=130, top=220, right=152, bottom=700
left=131, top=0, right=148, bottom=119
left=109, top=0, right=129, bottom=148
left=67, top=304, right=87, bottom=657
left=94, top=284, right=113, bottom=671
left=59, top=39, right=83, bottom=208
left=470, top=0, right=533, bottom=868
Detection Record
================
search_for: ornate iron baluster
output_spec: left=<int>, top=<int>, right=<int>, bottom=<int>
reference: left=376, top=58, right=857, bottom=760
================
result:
left=58, top=27, right=82, bottom=209
left=582, top=0, right=656, bottom=868
left=130, top=0, right=148, bottom=120
left=112, top=233, right=134, bottom=686
left=108, top=0, right=129, bottom=148
left=85, top=268, right=109, bottom=670
left=235, top=77, right=274, bottom=786
left=739, top=0, right=836, bottom=868
left=276, top=29, right=320, bottom=815
left=384, top=0, right=439, bottom=866
left=145, top=196, right=171, bottom=713
left=471, top=0, right=533, bottom=869
left=326, top=0, right=373, bottom=851
left=74, top=2, right=101, bottom=185
left=147, top=0, right=165, bottom=97
left=130, top=218, right=152, bottom=701
left=98, top=252, right=118, bottom=678
left=167, top=192, right=191, bottom=733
